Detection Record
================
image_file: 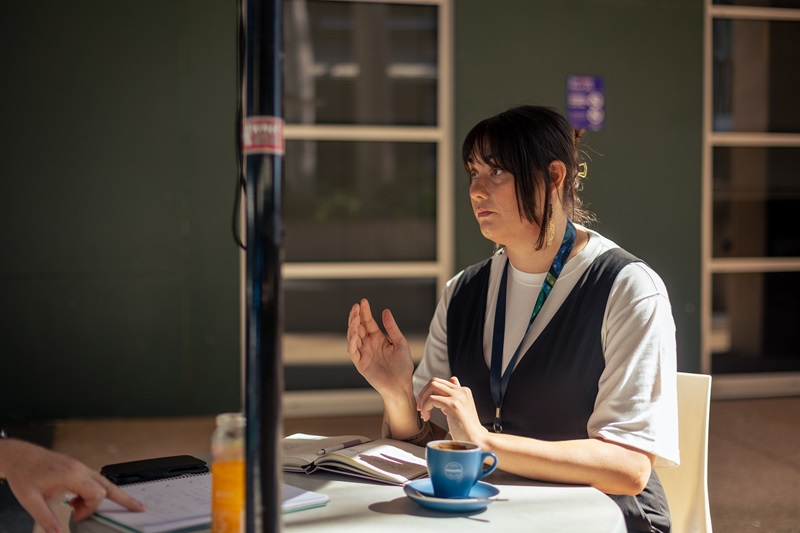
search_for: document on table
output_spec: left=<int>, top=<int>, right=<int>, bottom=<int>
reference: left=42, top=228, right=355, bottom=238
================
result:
left=92, top=473, right=328, bottom=532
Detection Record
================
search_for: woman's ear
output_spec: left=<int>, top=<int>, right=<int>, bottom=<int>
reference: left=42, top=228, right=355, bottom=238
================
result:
left=548, top=160, right=567, bottom=191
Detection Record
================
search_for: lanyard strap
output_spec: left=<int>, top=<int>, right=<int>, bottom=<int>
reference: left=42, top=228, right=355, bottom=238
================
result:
left=489, top=219, right=576, bottom=433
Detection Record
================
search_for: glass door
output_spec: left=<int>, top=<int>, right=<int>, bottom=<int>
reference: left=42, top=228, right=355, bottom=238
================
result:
left=704, top=0, right=800, bottom=397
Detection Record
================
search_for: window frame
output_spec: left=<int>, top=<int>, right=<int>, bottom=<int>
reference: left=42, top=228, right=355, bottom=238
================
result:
left=283, top=0, right=454, bottom=293
left=702, top=1, right=800, bottom=397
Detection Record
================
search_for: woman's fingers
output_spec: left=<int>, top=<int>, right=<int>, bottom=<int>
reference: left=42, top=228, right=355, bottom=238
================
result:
left=418, top=377, right=482, bottom=441
left=381, top=309, right=406, bottom=347
left=347, top=303, right=372, bottom=358
left=347, top=334, right=361, bottom=361
left=425, top=390, right=470, bottom=419
left=346, top=303, right=364, bottom=360
left=348, top=299, right=399, bottom=356
left=100, top=479, right=146, bottom=514
left=417, top=377, right=459, bottom=420
left=14, top=491, right=59, bottom=533
left=359, top=298, right=382, bottom=336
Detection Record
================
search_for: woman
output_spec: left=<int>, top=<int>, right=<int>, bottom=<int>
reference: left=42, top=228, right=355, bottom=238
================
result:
left=346, top=105, right=678, bottom=532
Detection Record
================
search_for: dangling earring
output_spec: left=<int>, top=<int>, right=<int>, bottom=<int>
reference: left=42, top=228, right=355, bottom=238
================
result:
left=545, top=211, right=556, bottom=247
left=577, top=162, right=588, bottom=179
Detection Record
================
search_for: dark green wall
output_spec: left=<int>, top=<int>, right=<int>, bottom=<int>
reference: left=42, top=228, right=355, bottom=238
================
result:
left=453, top=0, right=704, bottom=372
left=0, top=1, right=241, bottom=422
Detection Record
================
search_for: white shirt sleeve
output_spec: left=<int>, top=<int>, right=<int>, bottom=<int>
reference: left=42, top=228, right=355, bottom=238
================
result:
left=589, top=262, right=680, bottom=468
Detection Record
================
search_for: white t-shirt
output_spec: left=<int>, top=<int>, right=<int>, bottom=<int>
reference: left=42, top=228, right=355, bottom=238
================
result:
left=413, top=226, right=680, bottom=468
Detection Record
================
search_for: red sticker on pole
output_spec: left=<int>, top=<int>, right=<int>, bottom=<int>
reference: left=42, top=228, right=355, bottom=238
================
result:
left=242, top=116, right=285, bottom=155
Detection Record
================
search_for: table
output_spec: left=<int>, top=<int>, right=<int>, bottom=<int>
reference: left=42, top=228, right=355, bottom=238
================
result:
left=282, top=471, right=626, bottom=532
left=71, top=470, right=626, bottom=533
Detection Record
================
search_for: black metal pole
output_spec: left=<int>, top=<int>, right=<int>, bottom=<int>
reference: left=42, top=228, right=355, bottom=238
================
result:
left=242, top=0, right=283, bottom=531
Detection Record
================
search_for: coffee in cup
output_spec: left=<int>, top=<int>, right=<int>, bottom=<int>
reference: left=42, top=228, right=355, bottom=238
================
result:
left=426, top=440, right=498, bottom=498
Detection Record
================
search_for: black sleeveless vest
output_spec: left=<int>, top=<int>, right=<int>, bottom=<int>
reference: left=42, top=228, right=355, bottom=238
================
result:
left=446, top=248, right=671, bottom=533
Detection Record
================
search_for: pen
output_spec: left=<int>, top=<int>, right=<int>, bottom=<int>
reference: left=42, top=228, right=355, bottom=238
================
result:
left=317, top=438, right=373, bottom=455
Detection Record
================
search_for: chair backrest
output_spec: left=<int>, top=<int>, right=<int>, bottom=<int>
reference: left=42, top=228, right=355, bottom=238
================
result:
left=656, top=372, right=713, bottom=533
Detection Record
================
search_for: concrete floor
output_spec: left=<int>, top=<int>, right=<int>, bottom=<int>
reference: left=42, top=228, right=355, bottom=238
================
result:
left=706, top=397, right=800, bottom=533
left=7, top=396, right=800, bottom=533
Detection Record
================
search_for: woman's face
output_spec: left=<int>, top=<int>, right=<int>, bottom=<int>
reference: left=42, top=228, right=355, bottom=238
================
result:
left=467, top=157, right=540, bottom=247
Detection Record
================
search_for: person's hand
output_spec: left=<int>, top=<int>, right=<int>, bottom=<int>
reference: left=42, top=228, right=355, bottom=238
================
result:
left=0, top=439, right=145, bottom=533
left=346, top=298, right=415, bottom=397
left=417, top=376, right=488, bottom=442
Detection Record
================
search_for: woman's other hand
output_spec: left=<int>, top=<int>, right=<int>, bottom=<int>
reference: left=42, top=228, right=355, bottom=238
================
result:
left=417, top=376, right=488, bottom=443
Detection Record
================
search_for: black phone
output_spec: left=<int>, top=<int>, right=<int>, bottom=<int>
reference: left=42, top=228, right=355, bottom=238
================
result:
left=101, top=455, right=208, bottom=485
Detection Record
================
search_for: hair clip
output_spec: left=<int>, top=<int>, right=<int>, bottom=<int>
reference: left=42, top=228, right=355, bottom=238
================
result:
left=577, top=162, right=588, bottom=178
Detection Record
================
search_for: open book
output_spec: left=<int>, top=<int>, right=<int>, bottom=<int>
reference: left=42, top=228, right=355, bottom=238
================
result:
left=92, top=472, right=328, bottom=533
left=282, top=433, right=428, bottom=485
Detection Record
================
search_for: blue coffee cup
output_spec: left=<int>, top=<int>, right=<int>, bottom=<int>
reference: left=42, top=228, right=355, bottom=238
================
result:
left=426, top=440, right=498, bottom=498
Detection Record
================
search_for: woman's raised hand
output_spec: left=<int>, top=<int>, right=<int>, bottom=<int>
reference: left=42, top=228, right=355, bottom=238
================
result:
left=347, top=298, right=415, bottom=396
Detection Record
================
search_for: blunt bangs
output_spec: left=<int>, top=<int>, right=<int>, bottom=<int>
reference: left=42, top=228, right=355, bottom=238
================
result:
left=461, top=115, right=521, bottom=173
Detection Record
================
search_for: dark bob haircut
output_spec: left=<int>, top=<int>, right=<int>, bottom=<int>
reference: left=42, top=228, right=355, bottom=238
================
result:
left=461, top=105, right=593, bottom=250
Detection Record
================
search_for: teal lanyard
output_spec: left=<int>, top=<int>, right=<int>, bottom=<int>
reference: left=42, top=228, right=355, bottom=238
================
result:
left=489, top=219, right=576, bottom=433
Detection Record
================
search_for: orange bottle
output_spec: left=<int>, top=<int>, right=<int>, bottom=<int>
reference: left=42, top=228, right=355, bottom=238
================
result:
left=211, top=413, right=246, bottom=533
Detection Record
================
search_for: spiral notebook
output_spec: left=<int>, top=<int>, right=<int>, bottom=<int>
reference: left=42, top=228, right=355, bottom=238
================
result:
left=94, top=473, right=211, bottom=533
left=93, top=473, right=328, bottom=533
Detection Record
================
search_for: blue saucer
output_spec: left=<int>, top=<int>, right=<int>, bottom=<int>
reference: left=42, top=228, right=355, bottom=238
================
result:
left=404, top=479, right=500, bottom=513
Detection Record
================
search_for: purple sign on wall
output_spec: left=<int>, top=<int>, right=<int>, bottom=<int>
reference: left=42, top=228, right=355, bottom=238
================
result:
left=567, top=75, right=605, bottom=131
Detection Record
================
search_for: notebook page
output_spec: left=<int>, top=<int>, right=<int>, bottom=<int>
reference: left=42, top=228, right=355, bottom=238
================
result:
left=95, top=473, right=210, bottom=533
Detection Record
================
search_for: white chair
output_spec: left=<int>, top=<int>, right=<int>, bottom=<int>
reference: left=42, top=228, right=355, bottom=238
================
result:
left=656, top=372, right=713, bottom=533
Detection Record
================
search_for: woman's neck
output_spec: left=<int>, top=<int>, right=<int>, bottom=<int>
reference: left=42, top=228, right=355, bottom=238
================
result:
left=505, top=219, right=588, bottom=274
